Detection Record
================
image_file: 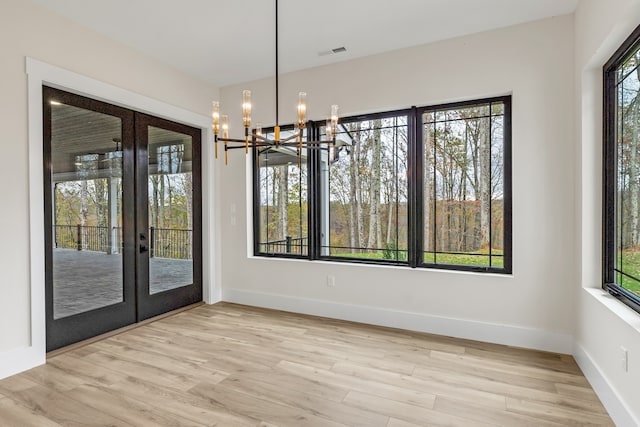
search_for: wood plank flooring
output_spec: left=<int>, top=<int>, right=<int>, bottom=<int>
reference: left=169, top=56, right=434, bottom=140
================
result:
left=0, top=303, right=613, bottom=426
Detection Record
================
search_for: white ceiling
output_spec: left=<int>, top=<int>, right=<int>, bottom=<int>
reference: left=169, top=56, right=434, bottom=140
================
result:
left=32, top=0, right=578, bottom=87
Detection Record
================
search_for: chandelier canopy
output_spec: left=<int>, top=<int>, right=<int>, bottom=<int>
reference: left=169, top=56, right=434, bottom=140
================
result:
left=212, top=0, right=340, bottom=165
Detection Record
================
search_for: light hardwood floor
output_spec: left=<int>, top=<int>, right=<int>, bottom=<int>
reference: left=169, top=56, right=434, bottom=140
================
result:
left=0, top=303, right=612, bottom=426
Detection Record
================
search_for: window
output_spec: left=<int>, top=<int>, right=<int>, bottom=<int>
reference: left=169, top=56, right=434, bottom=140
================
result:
left=419, top=99, right=511, bottom=272
left=604, top=24, right=640, bottom=313
left=253, top=97, right=511, bottom=273
left=322, top=112, right=409, bottom=262
left=254, top=126, right=308, bottom=256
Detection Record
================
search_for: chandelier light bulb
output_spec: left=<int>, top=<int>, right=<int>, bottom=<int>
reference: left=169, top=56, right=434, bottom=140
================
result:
left=242, top=90, right=252, bottom=128
left=212, top=101, right=220, bottom=135
left=297, top=92, right=307, bottom=129
left=331, top=104, right=339, bottom=122
left=221, top=114, right=229, bottom=139
left=326, top=118, right=334, bottom=140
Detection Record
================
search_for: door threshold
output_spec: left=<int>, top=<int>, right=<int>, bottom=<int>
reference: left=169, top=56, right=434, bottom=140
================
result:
left=46, top=301, right=204, bottom=358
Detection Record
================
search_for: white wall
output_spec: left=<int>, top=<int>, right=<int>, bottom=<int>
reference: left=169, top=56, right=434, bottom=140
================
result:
left=220, top=16, right=576, bottom=353
left=0, top=0, right=217, bottom=367
left=574, top=0, right=640, bottom=425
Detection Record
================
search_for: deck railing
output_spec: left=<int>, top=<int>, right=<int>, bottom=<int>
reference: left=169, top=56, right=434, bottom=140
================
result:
left=260, top=236, right=307, bottom=255
left=54, top=225, right=192, bottom=260
left=149, top=227, right=192, bottom=260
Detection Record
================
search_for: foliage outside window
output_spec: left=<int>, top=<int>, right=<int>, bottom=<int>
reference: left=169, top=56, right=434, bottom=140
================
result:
left=253, top=97, right=511, bottom=273
left=604, top=24, right=640, bottom=313
left=325, top=113, right=408, bottom=261
left=255, top=126, right=308, bottom=256
left=421, top=100, right=509, bottom=270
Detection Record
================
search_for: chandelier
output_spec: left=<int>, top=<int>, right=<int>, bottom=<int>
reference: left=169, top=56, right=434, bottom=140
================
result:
left=211, top=0, right=340, bottom=165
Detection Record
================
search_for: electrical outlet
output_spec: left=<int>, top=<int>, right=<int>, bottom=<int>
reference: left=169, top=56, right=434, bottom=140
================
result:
left=326, top=275, right=335, bottom=287
left=620, top=346, right=628, bottom=372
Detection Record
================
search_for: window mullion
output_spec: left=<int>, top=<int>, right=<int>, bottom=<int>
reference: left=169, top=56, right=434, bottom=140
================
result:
left=488, top=104, right=493, bottom=268
left=308, top=122, right=319, bottom=260
left=503, top=97, right=513, bottom=273
left=410, top=107, right=421, bottom=268
left=252, top=145, right=261, bottom=255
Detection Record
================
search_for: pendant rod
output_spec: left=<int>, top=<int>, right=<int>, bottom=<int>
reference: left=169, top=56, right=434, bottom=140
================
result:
left=275, top=0, right=279, bottom=127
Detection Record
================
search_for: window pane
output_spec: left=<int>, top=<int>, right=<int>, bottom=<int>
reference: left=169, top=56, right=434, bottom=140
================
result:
left=617, top=50, right=640, bottom=86
left=423, top=115, right=436, bottom=263
left=615, top=47, right=640, bottom=298
left=257, top=128, right=308, bottom=255
left=490, top=110, right=505, bottom=267
left=147, top=126, right=194, bottom=294
left=325, top=116, right=408, bottom=261
left=424, top=101, right=506, bottom=269
left=50, top=104, right=124, bottom=319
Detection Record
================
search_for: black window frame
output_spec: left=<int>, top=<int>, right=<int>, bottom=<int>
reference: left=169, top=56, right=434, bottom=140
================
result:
left=416, top=96, right=512, bottom=274
left=603, top=24, right=640, bottom=314
left=315, top=108, right=413, bottom=267
left=253, top=96, right=512, bottom=274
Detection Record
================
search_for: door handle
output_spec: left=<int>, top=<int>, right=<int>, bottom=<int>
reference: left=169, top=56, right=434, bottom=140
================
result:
left=139, top=232, right=148, bottom=253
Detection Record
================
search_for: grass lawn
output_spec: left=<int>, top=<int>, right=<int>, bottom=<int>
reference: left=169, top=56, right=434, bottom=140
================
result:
left=424, top=251, right=503, bottom=268
left=331, top=252, right=408, bottom=261
left=331, top=248, right=504, bottom=268
left=618, top=250, right=640, bottom=296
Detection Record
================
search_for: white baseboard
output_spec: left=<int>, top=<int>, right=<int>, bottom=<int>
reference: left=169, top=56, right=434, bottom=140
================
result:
left=0, top=346, right=45, bottom=380
left=574, top=344, right=639, bottom=427
left=222, top=288, right=574, bottom=354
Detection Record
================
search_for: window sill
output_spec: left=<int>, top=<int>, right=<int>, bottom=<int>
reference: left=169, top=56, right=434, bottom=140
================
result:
left=248, top=254, right=514, bottom=279
left=584, top=287, right=640, bottom=334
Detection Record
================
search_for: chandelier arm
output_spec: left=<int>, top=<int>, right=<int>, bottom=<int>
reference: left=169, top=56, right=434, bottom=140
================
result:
left=253, top=142, right=287, bottom=148
left=216, top=137, right=252, bottom=144
left=224, top=142, right=285, bottom=149
left=295, top=140, right=336, bottom=146
left=278, top=141, right=308, bottom=147
left=226, top=144, right=260, bottom=151
left=278, top=141, right=332, bottom=148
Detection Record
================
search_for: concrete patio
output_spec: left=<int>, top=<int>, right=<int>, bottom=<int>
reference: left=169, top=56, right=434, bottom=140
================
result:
left=53, top=248, right=193, bottom=319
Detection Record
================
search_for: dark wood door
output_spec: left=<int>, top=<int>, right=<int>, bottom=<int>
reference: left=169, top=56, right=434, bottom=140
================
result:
left=135, top=113, right=202, bottom=320
left=44, top=87, right=202, bottom=351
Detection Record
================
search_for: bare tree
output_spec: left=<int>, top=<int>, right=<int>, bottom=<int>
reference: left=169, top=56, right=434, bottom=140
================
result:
left=627, top=57, right=640, bottom=247
left=367, top=121, right=382, bottom=250
left=276, top=166, right=289, bottom=240
left=479, top=117, right=491, bottom=249
left=424, top=122, right=434, bottom=253
left=349, top=124, right=362, bottom=252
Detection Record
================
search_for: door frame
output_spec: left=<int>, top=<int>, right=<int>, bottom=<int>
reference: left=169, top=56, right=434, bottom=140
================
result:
left=10, top=58, right=219, bottom=377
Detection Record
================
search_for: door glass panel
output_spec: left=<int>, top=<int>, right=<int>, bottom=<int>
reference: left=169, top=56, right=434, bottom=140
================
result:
left=51, top=103, right=124, bottom=319
left=148, top=126, right=194, bottom=294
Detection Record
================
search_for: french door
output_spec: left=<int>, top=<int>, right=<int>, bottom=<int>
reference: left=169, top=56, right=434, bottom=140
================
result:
left=43, top=87, right=202, bottom=351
